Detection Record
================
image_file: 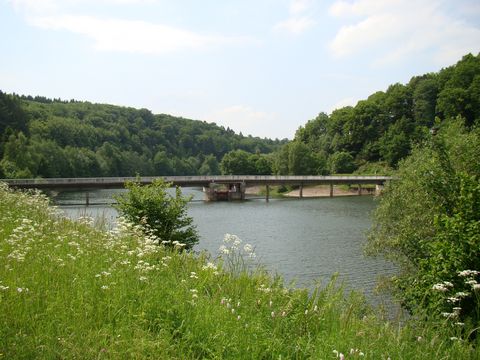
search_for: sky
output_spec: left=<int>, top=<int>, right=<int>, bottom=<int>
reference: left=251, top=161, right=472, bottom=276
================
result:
left=1, top=0, right=480, bottom=140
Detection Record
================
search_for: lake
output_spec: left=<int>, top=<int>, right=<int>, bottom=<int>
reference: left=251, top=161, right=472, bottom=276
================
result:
left=56, top=188, right=397, bottom=306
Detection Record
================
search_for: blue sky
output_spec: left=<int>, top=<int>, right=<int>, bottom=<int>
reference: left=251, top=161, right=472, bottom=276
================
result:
left=1, top=0, right=480, bottom=139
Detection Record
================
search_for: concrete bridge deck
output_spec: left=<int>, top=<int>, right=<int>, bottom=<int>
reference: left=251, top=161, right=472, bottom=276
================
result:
left=2, top=175, right=392, bottom=190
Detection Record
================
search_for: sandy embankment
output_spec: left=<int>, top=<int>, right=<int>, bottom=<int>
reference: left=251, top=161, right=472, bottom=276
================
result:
left=245, top=185, right=373, bottom=198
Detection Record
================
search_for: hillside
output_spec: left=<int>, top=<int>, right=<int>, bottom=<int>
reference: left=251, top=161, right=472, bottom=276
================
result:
left=274, top=53, right=480, bottom=175
left=0, top=94, right=286, bottom=178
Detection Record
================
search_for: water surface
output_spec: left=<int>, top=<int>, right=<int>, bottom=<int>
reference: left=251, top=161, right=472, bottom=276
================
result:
left=57, top=188, right=396, bottom=303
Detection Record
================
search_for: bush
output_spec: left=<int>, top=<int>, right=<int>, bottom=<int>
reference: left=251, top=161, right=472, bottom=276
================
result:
left=367, top=118, right=480, bottom=322
left=115, top=179, right=199, bottom=249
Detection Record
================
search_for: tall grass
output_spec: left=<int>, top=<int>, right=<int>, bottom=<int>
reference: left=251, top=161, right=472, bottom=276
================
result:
left=0, top=183, right=478, bottom=359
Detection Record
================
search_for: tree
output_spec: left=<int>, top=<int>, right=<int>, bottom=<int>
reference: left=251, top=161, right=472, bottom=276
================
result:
left=287, top=141, right=317, bottom=175
left=220, top=149, right=255, bottom=175
left=115, top=179, right=199, bottom=250
left=328, top=151, right=355, bottom=174
left=198, top=154, right=220, bottom=175
left=367, top=118, right=480, bottom=320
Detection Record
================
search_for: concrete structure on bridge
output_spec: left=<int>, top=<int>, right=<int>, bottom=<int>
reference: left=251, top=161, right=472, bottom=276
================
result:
left=2, top=175, right=391, bottom=202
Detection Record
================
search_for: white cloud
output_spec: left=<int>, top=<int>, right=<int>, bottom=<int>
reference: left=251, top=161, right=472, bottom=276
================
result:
left=9, top=0, right=250, bottom=54
left=274, top=16, right=316, bottom=35
left=329, top=0, right=480, bottom=66
left=290, top=0, right=312, bottom=15
left=274, top=0, right=315, bottom=35
left=31, top=15, right=243, bottom=54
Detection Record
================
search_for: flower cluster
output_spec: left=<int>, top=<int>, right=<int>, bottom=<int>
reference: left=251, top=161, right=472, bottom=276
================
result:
left=432, top=269, right=480, bottom=322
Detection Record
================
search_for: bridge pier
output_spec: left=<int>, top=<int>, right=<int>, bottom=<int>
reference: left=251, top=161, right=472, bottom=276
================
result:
left=266, top=185, right=270, bottom=202
left=203, top=182, right=246, bottom=201
left=375, top=184, right=384, bottom=196
left=357, top=184, right=362, bottom=196
left=329, top=183, right=334, bottom=197
left=299, top=183, right=303, bottom=198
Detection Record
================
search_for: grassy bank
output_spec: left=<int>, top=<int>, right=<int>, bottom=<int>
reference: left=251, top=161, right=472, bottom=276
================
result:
left=0, top=184, right=478, bottom=359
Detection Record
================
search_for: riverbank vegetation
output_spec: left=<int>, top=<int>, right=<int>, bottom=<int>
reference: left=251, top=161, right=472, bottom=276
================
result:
left=1, top=184, right=479, bottom=358
left=368, top=118, right=480, bottom=326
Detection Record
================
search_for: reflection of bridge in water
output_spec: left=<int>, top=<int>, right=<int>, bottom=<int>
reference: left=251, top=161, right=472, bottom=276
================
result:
left=3, top=175, right=392, bottom=202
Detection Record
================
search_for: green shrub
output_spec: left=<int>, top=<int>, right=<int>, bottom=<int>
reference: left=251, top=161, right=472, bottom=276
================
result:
left=367, top=118, right=480, bottom=322
left=115, top=179, right=199, bottom=249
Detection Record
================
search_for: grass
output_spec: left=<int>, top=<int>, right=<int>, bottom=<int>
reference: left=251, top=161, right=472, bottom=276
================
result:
left=0, top=183, right=479, bottom=359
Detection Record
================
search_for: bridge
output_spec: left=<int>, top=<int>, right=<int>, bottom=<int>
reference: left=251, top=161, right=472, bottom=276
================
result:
left=2, top=175, right=391, bottom=202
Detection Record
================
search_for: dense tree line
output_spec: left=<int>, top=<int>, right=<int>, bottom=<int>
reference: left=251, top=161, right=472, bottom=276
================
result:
left=274, top=53, right=480, bottom=175
left=368, top=118, right=480, bottom=324
left=0, top=92, right=286, bottom=178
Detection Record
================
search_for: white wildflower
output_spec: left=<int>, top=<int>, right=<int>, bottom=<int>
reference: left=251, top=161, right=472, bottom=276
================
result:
left=219, top=245, right=230, bottom=255
left=458, top=270, right=480, bottom=277
left=202, top=262, right=218, bottom=271
left=432, top=283, right=448, bottom=292
left=243, top=243, right=254, bottom=253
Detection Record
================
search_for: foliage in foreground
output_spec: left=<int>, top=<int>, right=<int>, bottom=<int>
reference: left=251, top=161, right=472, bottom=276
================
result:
left=0, top=185, right=478, bottom=359
left=114, top=179, right=199, bottom=250
left=367, top=119, right=480, bottom=325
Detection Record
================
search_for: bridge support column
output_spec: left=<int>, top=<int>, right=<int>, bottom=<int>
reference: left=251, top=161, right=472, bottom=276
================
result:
left=329, top=183, right=334, bottom=197
left=375, top=184, right=384, bottom=196
left=357, top=184, right=362, bottom=196
left=299, top=184, right=303, bottom=199
left=266, top=185, right=270, bottom=202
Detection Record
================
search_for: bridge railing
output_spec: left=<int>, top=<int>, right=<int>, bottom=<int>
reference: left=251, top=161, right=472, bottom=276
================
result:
left=1, top=175, right=393, bottom=189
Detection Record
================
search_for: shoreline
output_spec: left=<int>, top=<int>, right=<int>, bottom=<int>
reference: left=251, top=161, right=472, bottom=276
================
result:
left=246, top=184, right=374, bottom=198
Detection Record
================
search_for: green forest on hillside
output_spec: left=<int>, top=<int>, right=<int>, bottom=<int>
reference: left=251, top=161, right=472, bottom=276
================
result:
left=0, top=95, right=285, bottom=178
left=0, top=53, right=479, bottom=178
left=276, top=53, right=480, bottom=175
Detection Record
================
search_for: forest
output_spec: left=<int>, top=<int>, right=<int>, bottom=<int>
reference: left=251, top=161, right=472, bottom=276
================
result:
left=0, top=94, right=286, bottom=178
left=0, top=53, right=479, bottom=178
left=275, top=53, right=480, bottom=175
